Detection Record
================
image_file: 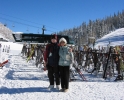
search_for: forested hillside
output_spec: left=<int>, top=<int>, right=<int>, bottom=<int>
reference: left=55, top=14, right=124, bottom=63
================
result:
left=57, top=10, right=124, bottom=46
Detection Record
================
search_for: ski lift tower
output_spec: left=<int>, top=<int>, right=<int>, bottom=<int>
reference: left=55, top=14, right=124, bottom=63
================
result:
left=42, top=25, right=46, bottom=35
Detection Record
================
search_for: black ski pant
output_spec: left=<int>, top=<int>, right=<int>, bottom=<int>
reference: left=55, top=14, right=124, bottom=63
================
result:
left=59, top=66, right=70, bottom=89
left=48, top=66, right=60, bottom=85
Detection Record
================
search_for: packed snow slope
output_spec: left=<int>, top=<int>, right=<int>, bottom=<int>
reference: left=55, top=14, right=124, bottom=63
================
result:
left=0, top=42, right=124, bottom=100
left=95, top=28, right=124, bottom=47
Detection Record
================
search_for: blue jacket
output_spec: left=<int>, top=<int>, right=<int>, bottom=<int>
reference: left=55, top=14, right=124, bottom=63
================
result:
left=59, top=46, right=74, bottom=66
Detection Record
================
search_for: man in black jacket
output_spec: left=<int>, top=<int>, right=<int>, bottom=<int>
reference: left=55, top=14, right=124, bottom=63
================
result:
left=44, top=34, right=60, bottom=90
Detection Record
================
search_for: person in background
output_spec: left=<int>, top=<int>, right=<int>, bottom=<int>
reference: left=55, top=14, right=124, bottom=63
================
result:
left=43, top=34, right=60, bottom=90
left=21, top=44, right=27, bottom=56
left=58, top=37, right=74, bottom=92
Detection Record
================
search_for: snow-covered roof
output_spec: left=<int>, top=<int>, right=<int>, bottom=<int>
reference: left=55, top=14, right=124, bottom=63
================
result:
left=13, top=32, right=23, bottom=34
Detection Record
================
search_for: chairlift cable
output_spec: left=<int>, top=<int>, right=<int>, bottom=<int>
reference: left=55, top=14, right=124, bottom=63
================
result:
left=0, top=17, right=56, bottom=33
left=0, top=13, right=60, bottom=30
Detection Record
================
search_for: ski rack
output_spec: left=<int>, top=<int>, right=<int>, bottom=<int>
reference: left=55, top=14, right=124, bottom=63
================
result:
left=103, top=47, right=112, bottom=79
left=102, top=46, right=123, bottom=81
left=90, top=50, right=99, bottom=74
left=114, top=51, right=124, bottom=81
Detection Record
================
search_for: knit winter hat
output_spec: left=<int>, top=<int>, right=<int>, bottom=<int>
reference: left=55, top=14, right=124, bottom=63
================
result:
left=59, top=37, right=67, bottom=44
left=51, top=34, right=57, bottom=40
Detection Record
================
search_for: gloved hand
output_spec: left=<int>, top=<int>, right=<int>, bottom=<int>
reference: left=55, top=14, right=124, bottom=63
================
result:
left=43, top=67, right=47, bottom=71
left=43, top=62, right=47, bottom=71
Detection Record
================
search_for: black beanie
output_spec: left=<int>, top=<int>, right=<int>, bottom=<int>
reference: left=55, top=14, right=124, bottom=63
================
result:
left=51, top=34, right=57, bottom=40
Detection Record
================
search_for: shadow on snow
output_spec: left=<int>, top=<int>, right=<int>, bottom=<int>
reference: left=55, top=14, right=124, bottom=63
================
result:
left=0, top=87, right=59, bottom=94
left=5, top=69, right=47, bottom=80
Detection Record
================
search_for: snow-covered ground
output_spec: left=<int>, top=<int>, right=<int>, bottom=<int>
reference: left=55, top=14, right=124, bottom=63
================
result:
left=0, top=42, right=124, bottom=100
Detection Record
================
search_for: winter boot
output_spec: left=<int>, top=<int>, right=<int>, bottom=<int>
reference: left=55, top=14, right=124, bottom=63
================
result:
left=60, top=88, right=65, bottom=92
left=48, top=85, right=54, bottom=90
left=64, top=89, right=69, bottom=92
left=56, top=85, right=60, bottom=90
